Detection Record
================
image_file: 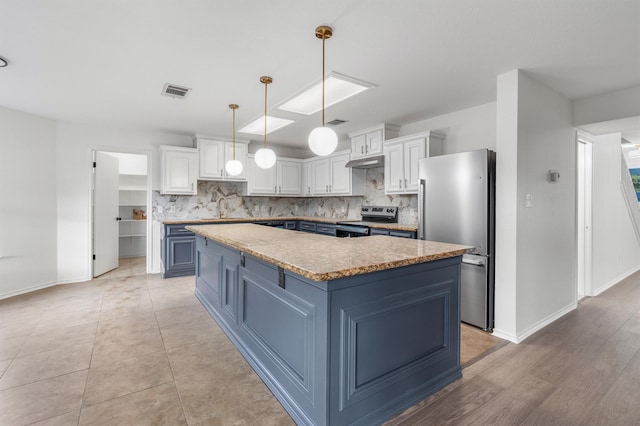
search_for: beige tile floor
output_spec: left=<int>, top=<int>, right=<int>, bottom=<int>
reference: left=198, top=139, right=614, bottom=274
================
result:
left=0, top=266, right=294, bottom=425
left=1, top=260, right=501, bottom=425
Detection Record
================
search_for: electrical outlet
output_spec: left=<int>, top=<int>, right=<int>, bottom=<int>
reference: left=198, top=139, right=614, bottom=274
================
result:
left=170, top=205, right=176, bottom=213
left=261, top=205, right=266, bottom=212
left=525, top=194, right=532, bottom=208
left=410, top=208, right=416, bottom=217
left=157, top=206, right=163, bottom=213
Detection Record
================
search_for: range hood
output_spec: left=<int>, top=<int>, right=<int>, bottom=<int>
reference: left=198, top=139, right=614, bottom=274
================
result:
left=345, top=155, right=384, bottom=169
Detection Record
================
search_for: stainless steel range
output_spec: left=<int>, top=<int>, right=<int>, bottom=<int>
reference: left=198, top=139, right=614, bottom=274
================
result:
left=336, top=206, right=398, bottom=237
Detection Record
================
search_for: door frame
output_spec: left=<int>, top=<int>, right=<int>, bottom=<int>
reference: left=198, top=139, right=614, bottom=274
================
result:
left=89, top=146, right=153, bottom=277
left=576, top=131, right=594, bottom=299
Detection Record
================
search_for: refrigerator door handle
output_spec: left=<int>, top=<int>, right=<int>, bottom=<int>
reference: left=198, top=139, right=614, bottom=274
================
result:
left=462, top=258, right=486, bottom=266
left=418, top=179, right=426, bottom=240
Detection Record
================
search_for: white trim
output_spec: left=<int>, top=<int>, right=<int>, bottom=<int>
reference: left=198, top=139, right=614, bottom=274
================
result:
left=0, top=280, right=58, bottom=300
left=592, top=263, right=640, bottom=296
left=491, top=328, right=519, bottom=344
left=492, top=301, right=578, bottom=344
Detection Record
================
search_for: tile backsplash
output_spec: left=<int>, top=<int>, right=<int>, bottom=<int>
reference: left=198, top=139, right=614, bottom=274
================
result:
left=152, top=167, right=418, bottom=223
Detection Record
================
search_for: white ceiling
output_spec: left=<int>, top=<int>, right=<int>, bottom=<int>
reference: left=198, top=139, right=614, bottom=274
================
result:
left=1, top=0, right=639, bottom=150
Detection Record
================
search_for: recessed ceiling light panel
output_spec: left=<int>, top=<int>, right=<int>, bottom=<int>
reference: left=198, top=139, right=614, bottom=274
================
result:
left=276, top=72, right=375, bottom=115
left=238, top=115, right=294, bottom=135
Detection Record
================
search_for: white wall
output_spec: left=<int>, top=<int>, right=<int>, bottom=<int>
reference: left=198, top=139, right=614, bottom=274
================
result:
left=400, top=102, right=497, bottom=154
left=592, top=133, right=640, bottom=294
left=55, top=122, right=191, bottom=283
left=573, top=85, right=640, bottom=127
left=494, top=70, right=576, bottom=343
left=0, top=107, right=58, bottom=299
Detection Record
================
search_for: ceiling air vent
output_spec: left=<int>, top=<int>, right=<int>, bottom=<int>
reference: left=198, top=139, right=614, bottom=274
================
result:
left=161, top=83, right=191, bottom=99
left=326, top=119, right=347, bottom=126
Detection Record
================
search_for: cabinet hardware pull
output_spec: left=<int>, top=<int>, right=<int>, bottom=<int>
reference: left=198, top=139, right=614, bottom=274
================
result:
left=308, top=186, right=311, bottom=194
left=404, top=178, right=408, bottom=188
left=361, top=146, right=364, bottom=154
left=399, top=178, right=402, bottom=188
left=220, top=168, right=223, bottom=176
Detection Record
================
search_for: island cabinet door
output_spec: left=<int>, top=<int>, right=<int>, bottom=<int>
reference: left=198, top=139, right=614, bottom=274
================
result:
left=327, top=258, right=462, bottom=426
left=237, top=255, right=330, bottom=426
left=194, top=236, right=223, bottom=309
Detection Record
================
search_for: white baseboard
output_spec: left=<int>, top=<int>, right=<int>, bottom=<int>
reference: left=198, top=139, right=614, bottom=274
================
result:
left=592, top=263, right=640, bottom=296
left=0, top=280, right=59, bottom=301
left=492, top=301, right=577, bottom=344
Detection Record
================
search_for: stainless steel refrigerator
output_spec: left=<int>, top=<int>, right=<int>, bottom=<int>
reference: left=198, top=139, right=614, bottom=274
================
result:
left=417, top=149, right=496, bottom=330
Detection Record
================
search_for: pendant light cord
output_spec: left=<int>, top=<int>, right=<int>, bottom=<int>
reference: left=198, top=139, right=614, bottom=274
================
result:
left=321, top=36, right=325, bottom=128
left=232, top=107, right=236, bottom=160
left=264, top=81, right=268, bottom=148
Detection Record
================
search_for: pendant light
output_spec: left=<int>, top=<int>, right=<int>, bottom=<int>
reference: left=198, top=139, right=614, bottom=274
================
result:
left=254, top=76, right=277, bottom=169
left=225, top=104, right=243, bottom=176
left=308, top=25, right=338, bottom=156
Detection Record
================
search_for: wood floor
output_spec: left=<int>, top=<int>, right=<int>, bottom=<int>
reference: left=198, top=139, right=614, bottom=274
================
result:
left=386, top=269, right=640, bottom=425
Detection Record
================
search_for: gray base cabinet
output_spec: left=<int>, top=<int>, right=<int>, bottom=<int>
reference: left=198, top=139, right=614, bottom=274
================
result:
left=194, top=235, right=462, bottom=426
left=163, top=225, right=196, bottom=278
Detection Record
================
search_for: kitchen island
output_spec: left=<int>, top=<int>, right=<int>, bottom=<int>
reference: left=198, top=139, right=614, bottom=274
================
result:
left=187, top=223, right=469, bottom=426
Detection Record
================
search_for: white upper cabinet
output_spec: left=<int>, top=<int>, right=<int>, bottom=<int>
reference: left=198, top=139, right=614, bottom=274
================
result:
left=383, top=131, right=445, bottom=194
left=311, top=158, right=331, bottom=195
left=349, top=124, right=400, bottom=159
left=196, top=137, right=248, bottom=181
left=302, top=160, right=314, bottom=196
left=245, top=157, right=302, bottom=196
left=277, top=160, right=302, bottom=195
left=160, top=146, right=197, bottom=195
left=309, top=150, right=365, bottom=196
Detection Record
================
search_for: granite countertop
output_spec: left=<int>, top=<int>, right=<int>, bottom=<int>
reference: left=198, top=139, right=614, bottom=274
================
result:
left=164, top=217, right=418, bottom=231
left=186, top=223, right=470, bottom=282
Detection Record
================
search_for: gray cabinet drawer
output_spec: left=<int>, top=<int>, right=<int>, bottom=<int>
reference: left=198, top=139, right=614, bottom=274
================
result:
left=298, top=221, right=317, bottom=233
left=316, top=224, right=337, bottom=236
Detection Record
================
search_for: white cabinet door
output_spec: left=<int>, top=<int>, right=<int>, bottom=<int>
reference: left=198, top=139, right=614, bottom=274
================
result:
left=366, top=129, right=384, bottom=156
left=302, top=162, right=314, bottom=196
left=384, top=142, right=404, bottom=194
left=312, top=158, right=331, bottom=195
left=277, top=160, right=302, bottom=195
left=198, top=139, right=225, bottom=179
left=247, top=160, right=277, bottom=195
left=329, top=153, right=351, bottom=194
left=351, top=134, right=367, bottom=159
left=403, top=137, right=426, bottom=191
left=223, top=142, right=248, bottom=180
left=161, top=147, right=197, bottom=195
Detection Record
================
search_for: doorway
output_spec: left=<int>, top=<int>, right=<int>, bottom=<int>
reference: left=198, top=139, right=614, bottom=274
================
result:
left=577, top=133, right=593, bottom=299
left=92, top=150, right=150, bottom=278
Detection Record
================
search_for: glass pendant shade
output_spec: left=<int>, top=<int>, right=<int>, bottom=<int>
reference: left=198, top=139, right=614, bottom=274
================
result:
left=308, top=126, right=338, bottom=156
left=254, top=148, right=276, bottom=169
left=225, top=159, right=243, bottom=176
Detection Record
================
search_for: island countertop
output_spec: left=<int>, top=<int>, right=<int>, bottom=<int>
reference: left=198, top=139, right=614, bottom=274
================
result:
left=186, top=223, right=470, bottom=282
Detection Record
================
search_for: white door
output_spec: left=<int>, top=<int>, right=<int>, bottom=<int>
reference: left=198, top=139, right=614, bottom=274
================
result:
left=198, top=139, right=224, bottom=179
left=94, top=152, right=119, bottom=277
left=312, top=159, right=331, bottom=194
left=278, top=160, right=302, bottom=195
left=329, top=153, right=350, bottom=194
left=366, top=129, right=384, bottom=156
left=384, top=142, right=404, bottom=193
left=404, top=137, right=426, bottom=192
left=247, top=160, right=277, bottom=194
